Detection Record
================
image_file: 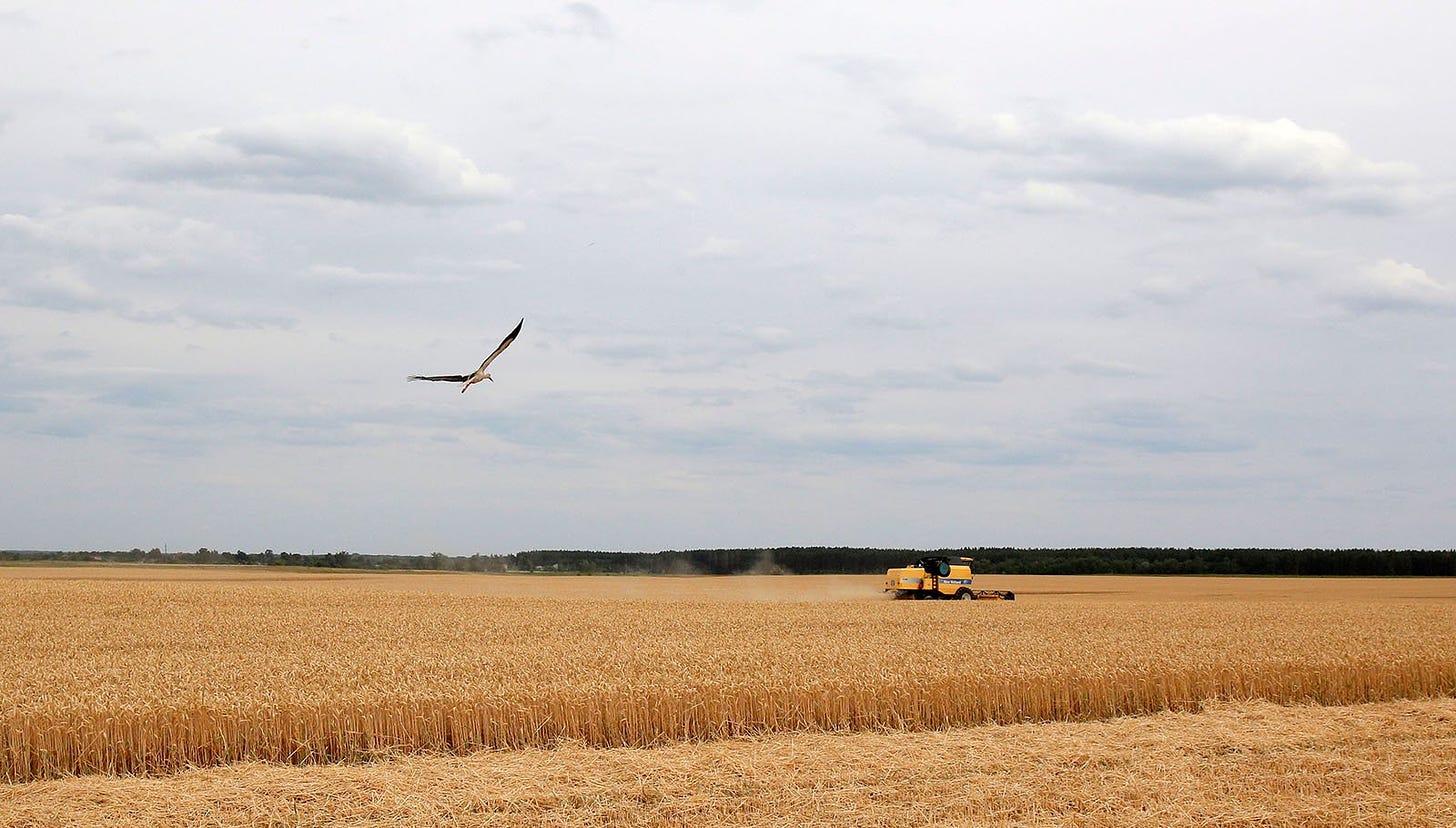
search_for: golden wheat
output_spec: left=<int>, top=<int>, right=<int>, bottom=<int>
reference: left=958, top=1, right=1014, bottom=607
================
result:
left=1, top=567, right=1453, bottom=781
left=5, top=698, right=1455, bottom=827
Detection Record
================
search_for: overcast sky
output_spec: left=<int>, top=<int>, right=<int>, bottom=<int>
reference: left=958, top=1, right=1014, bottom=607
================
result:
left=3, top=1, right=1453, bottom=555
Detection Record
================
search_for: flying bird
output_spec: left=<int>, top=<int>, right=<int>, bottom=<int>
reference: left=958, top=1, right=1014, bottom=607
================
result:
left=408, top=318, right=523, bottom=393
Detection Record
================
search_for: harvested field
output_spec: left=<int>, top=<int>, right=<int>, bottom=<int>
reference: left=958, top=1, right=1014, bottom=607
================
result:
left=2, top=567, right=1454, bottom=782
left=4, top=698, right=1454, bottom=827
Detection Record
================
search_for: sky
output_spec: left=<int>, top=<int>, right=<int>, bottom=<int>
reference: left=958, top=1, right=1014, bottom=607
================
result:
left=2, top=1, right=1453, bottom=555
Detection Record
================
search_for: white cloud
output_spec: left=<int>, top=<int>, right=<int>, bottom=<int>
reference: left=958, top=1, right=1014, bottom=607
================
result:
left=4, top=266, right=109, bottom=312
left=488, top=219, right=527, bottom=236
left=305, top=264, right=468, bottom=288
left=1067, top=399, right=1245, bottom=455
left=848, top=301, right=930, bottom=331
left=470, top=258, right=525, bottom=273
left=1132, top=275, right=1207, bottom=307
left=725, top=325, right=794, bottom=352
left=464, top=3, right=613, bottom=47
left=689, top=236, right=743, bottom=259
left=1, top=263, right=292, bottom=329
left=547, top=3, right=612, bottom=40
left=1337, top=260, right=1454, bottom=314
left=985, top=179, right=1092, bottom=212
left=130, top=109, right=512, bottom=204
left=533, top=166, right=696, bottom=213
left=1, top=206, right=237, bottom=272
left=1062, top=112, right=1423, bottom=209
left=1065, top=355, right=1149, bottom=378
left=866, top=77, right=1427, bottom=211
left=90, top=112, right=153, bottom=145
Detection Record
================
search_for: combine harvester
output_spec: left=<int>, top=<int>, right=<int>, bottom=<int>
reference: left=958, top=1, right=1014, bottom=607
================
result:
left=884, top=555, right=1015, bottom=600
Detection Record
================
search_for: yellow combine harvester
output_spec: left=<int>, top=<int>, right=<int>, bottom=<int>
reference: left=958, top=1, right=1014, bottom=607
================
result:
left=884, top=555, right=1015, bottom=600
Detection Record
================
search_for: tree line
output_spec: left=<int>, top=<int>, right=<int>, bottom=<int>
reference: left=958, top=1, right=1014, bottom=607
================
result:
left=3, top=545, right=1454, bottom=576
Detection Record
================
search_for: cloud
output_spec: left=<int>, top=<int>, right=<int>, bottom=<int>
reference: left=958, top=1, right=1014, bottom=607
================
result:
left=302, top=259, right=523, bottom=288
left=1250, top=239, right=1339, bottom=284
left=786, top=422, right=986, bottom=460
left=548, top=3, right=612, bottom=39
left=1130, top=275, right=1207, bottom=308
left=689, top=236, right=743, bottom=259
left=0, top=392, right=39, bottom=415
left=846, top=297, right=930, bottom=331
left=0, top=10, right=35, bottom=27
left=723, top=325, right=794, bottom=352
left=578, top=325, right=801, bottom=372
left=1067, top=400, right=1247, bottom=455
left=94, top=379, right=188, bottom=409
left=792, top=365, right=1003, bottom=417
left=488, top=219, right=527, bottom=236
left=805, top=365, right=1003, bottom=392
left=467, top=258, right=524, bottom=273
left=3, top=267, right=110, bottom=312
left=1336, top=260, right=1454, bottom=314
left=464, top=3, right=612, bottom=47
left=174, top=304, right=296, bottom=330
left=835, top=65, right=1428, bottom=212
left=415, top=255, right=524, bottom=275
left=38, top=347, right=91, bottom=363
left=90, top=112, right=153, bottom=145
left=1, top=206, right=237, bottom=272
left=1064, top=356, right=1150, bottom=378
left=1, top=264, right=293, bottom=329
left=129, top=109, right=512, bottom=204
left=531, top=161, right=697, bottom=214
left=984, top=179, right=1092, bottom=212
left=950, top=364, right=1003, bottom=383
left=306, top=264, right=469, bottom=288
left=1050, top=112, right=1424, bottom=210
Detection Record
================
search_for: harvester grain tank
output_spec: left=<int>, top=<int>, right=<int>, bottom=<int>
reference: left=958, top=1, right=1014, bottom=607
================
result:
left=884, top=555, right=1015, bottom=600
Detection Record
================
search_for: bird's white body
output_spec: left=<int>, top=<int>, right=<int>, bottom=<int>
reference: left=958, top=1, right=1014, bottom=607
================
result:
left=460, top=371, right=493, bottom=393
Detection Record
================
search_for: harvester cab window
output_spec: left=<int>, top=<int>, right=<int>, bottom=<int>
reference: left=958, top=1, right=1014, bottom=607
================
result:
left=920, top=559, right=951, bottom=577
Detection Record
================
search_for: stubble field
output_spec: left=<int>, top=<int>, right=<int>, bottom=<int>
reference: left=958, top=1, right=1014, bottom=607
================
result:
left=2, top=565, right=1454, bottom=825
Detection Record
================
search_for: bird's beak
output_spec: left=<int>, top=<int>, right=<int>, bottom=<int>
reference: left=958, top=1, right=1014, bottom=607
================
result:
left=487, top=376, right=494, bottom=382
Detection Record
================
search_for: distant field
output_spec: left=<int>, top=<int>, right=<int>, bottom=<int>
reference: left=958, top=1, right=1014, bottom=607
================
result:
left=2, top=566, right=1454, bottom=782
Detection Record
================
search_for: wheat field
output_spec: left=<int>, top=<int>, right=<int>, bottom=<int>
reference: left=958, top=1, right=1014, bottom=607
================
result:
left=2, top=565, right=1454, bottom=784
left=5, top=697, right=1454, bottom=827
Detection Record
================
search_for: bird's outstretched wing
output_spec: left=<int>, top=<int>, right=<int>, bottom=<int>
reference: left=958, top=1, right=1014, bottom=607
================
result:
left=475, top=318, right=524, bottom=374
left=407, top=374, right=469, bottom=382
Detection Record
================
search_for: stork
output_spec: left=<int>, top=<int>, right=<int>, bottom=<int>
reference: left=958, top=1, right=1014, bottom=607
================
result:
left=407, top=318, right=523, bottom=393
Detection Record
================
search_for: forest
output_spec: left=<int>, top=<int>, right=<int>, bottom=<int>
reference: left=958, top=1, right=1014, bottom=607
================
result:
left=3, top=546, right=1454, bottom=576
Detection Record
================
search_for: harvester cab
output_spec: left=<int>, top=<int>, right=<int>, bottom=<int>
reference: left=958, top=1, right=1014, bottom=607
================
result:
left=884, top=555, right=1015, bottom=601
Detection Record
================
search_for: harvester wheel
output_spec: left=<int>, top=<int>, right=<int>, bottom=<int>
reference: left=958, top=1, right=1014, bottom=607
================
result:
left=957, top=590, right=974, bottom=600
